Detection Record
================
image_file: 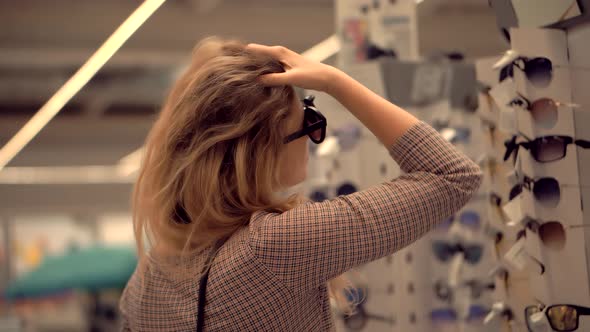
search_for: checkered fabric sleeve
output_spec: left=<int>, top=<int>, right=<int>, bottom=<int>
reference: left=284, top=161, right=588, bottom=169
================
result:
left=248, top=121, right=483, bottom=293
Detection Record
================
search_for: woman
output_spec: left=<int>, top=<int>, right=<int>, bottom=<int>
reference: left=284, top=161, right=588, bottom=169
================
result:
left=119, top=37, right=482, bottom=331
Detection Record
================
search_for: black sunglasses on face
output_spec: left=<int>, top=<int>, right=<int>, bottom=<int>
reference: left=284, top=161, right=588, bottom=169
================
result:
left=504, top=134, right=590, bottom=163
left=499, top=56, right=553, bottom=87
left=526, top=304, right=590, bottom=332
left=283, top=95, right=327, bottom=145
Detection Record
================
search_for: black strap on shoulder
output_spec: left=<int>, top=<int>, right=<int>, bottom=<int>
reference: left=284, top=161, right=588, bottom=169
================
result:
left=196, top=237, right=229, bottom=332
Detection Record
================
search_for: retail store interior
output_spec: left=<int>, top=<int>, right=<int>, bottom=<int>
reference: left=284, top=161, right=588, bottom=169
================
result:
left=2, top=0, right=590, bottom=331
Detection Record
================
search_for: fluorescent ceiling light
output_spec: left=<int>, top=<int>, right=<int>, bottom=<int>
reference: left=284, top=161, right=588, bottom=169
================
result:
left=0, top=0, right=167, bottom=171
left=0, top=166, right=135, bottom=184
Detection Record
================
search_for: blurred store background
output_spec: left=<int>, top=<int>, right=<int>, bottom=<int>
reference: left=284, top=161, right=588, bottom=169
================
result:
left=3, top=0, right=588, bottom=331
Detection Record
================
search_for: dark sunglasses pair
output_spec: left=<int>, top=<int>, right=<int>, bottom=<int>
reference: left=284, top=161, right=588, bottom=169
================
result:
left=499, top=56, right=553, bottom=87
left=432, top=241, right=483, bottom=265
left=430, top=305, right=490, bottom=324
left=520, top=216, right=567, bottom=251
left=504, top=134, right=590, bottom=163
left=436, top=211, right=481, bottom=232
left=526, top=304, right=590, bottom=332
left=308, top=182, right=359, bottom=202
left=434, top=279, right=495, bottom=303
left=509, top=175, right=563, bottom=207
left=283, top=95, right=327, bottom=145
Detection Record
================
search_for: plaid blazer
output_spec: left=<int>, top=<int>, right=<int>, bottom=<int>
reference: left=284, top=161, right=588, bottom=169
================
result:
left=119, top=122, right=483, bottom=331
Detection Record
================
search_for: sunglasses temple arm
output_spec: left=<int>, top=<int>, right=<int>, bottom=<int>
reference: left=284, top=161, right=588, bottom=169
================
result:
left=575, top=140, right=590, bottom=149
left=569, top=224, right=590, bottom=229
left=576, top=305, right=590, bottom=315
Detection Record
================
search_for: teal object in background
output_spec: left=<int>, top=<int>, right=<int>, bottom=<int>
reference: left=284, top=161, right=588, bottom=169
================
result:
left=4, top=246, right=137, bottom=300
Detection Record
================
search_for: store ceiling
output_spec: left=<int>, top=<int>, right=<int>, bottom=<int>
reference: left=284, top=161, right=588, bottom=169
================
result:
left=0, top=0, right=506, bottom=214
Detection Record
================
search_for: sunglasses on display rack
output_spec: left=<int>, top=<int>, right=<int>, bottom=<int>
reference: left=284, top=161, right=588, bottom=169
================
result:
left=432, top=241, right=483, bottom=265
left=509, top=174, right=587, bottom=208
left=504, top=134, right=590, bottom=163
left=434, top=279, right=495, bottom=303
left=518, top=216, right=590, bottom=251
left=430, top=305, right=490, bottom=324
left=283, top=95, right=327, bottom=144
left=436, top=211, right=481, bottom=232
left=341, top=287, right=395, bottom=330
left=499, top=56, right=553, bottom=87
left=521, top=217, right=567, bottom=251
left=525, top=303, right=590, bottom=332
left=308, top=181, right=359, bottom=202
left=508, top=93, right=579, bottom=129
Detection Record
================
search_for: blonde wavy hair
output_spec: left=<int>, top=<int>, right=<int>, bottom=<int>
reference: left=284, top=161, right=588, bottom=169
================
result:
left=132, top=37, right=357, bottom=315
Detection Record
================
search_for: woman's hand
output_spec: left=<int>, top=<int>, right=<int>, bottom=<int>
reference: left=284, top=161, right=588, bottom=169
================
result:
left=245, top=43, right=341, bottom=93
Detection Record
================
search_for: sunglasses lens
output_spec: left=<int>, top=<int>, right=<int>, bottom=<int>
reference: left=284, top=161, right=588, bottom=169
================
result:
left=539, top=221, right=566, bottom=250
left=534, top=178, right=561, bottom=208
left=533, top=137, right=566, bottom=162
left=526, top=58, right=553, bottom=88
left=463, top=245, right=483, bottom=264
left=432, top=242, right=454, bottom=262
left=467, top=305, right=489, bottom=322
left=460, top=211, right=481, bottom=230
left=336, top=182, right=358, bottom=196
left=305, top=111, right=324, bottom=141
left=530, top=98, right=558, bottom=129
left=547, top=306, right=578, bottom=331
left=344, top=287, right=366, bottom=303
left=431, top=309, right=457, bottom=323
left=309, top=190, right=328, bottom=202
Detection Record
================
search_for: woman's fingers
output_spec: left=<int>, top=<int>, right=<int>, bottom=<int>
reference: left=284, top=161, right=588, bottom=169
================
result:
left=258, top=72, right=292, bottom=86
left=246, top=43, right=295, bottom=62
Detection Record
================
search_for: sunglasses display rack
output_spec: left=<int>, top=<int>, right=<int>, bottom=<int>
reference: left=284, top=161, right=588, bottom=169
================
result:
left=476, top=55, right=535, bottom=332
left=305, top=22, right=590, bottom=328
left=421, top=99, right=502, bottom=332
left=302, top=62, right=407, bottom=332
left=475, top=4, right=590, bottom=327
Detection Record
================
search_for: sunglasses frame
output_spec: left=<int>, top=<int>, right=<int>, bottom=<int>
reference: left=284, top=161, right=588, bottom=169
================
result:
left=504, top=134, right=590, bottom=163
left=522, top=217, right=567, bottom=250
left=432, top=241, right=484, bottom=264
left=438, top=210, right=481, bottom=231
left=500, top=56, right=553, bottom=85
left=509, top=174, right=559, bottom=202
left=430, top=305, right=491, bottom=323
left=283, top=95, right=327, bottom=145
left=525, top=304, right=590, bottom=332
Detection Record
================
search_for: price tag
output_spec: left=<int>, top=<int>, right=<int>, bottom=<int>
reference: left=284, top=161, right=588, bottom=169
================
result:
left=499, top=107, right=517, bottom=134
left=528, top=310, right=551, bottom=331
left=502, top=196, right=523, bottom=225
left=489, top=79, right=516, bottom=109
left=503, top=237, right=527, bottom=271
left=489, top=79, right=518, bottom=133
